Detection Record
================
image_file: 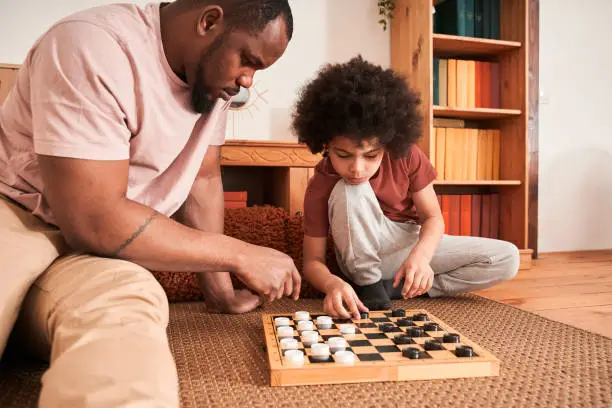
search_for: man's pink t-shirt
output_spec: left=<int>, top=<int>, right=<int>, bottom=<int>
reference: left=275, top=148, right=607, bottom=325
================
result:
left=0, top=2, right=229, bottom=226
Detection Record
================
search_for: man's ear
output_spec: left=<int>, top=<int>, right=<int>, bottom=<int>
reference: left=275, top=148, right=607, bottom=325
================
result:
left=197, top=5, right=224, bottom=36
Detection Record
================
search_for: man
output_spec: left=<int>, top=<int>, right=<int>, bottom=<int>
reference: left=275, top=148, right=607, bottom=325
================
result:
left=0, top=1, right=299, bottom=406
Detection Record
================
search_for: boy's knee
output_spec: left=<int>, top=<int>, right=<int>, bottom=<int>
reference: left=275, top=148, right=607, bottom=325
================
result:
left=491, top=240, right=520, bottom=282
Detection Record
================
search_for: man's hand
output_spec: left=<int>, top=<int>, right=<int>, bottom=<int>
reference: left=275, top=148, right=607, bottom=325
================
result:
left=233, top=244, right=302, bottom=303
left=393, top=251, right=434, bottom=299
left=322, top=275, right=368, bottom=320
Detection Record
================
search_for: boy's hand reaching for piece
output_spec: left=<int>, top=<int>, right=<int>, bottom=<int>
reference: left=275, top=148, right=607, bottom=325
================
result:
left=393, top=252, right=434, bottom=299
left=323, top=275, right=369, bottom=320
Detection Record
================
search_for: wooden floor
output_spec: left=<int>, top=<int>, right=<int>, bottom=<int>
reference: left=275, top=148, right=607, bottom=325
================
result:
left=475, top=250, right=612, bottom=339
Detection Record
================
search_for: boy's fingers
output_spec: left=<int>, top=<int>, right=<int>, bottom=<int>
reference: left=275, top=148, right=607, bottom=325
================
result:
left=332, top=293, right=351, bottom=319
left=393, top=268, right=405, bottom=288
left=401, top=267, right=417, bottom=298
left=355, top=296, right=369, bottom=313
left=409, top=274, right=425, bottom=298
left=343, top=290, right=361, bottom=320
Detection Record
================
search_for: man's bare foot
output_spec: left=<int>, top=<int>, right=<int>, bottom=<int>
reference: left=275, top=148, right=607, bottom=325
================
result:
left=204, top=289, right=262, bottom=314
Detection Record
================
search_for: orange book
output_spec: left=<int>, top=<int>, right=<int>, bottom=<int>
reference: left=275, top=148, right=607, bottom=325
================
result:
left=492, top=129, right=501, bottom=180
left=460, top=129, right=470, bottom=180
left=467, top=60, right=476, bottom=108
left=485, top=129, right=494, bottom=180
left=460, top=195, right=472, bottom=236
left=435, top=127, right=446, bottom=180
left=456, top=60, right=469, bottom=108
left=448, top=195, right=461, bottom=236
left=441, top=195, right=451, bottom=234
left=467, top=128, right=478, bottom=180
left=476, top=129, right=488, bottom=180
left=447, top=59, right=457, bottom=107
left=444, top=128, right=455, bottom=180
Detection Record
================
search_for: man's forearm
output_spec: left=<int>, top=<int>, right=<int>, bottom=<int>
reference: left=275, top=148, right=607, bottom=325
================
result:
left=175, top=175, right=236, bottom=300
left=70, top=196, right=246, bottom=274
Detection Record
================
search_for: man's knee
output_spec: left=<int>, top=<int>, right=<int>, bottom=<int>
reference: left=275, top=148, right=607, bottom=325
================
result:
left=100, top=261, right=170, bottom=330
left=490, top=240, right=520, bottom=283
left=50, top=258, right=171, bottom=338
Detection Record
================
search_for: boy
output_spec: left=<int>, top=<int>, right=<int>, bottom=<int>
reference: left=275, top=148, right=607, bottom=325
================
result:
left=292, top=56, right=519, bottom=319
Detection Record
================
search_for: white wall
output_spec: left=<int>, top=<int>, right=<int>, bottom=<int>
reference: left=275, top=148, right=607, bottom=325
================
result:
left=0, top=0, right=150, bottom=63
left=538, top=0, right=612, bottom=253
left=225, top=0, right=390, bottom=141
left=0, top=0, right=390, bottom=143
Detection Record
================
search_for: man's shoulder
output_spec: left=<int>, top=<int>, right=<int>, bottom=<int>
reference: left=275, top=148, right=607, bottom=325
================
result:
left=42, top=3, right=157, bottom=50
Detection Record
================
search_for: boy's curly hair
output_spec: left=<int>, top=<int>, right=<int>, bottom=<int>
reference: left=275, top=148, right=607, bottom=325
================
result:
left=291, top=56, right=423, bottom=158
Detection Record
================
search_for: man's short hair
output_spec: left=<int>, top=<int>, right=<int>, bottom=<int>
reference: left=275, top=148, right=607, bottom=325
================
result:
left=222, top=0, right=293, bottom=40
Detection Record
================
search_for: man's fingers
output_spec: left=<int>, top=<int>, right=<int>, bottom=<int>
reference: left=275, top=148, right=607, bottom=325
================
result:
left=283, top=277, right=293, bottom=298
left=291, top=267, right=302, bottom=300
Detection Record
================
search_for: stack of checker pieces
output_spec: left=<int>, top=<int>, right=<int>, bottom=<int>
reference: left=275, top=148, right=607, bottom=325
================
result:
left=262, top=308, right=500, bottom=386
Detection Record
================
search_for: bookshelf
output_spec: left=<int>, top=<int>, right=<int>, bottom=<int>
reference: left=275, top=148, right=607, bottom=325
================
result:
left=391, top=0, right=534, bottom=267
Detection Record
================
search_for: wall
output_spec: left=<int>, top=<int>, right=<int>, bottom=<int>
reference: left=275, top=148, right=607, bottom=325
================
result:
left=225, top=0, right=390, bottom=141
left=0, top=0, right=391, bottom=143
left=538, top=0, right=612, bottom=252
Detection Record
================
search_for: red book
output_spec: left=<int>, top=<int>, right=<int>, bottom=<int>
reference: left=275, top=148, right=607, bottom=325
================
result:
left=475, top=62, right=481, bottom=108
left=460, top=195, right=471, bottom=236
left=471, top=194, right=482, bottom=237
left=224, top=201, right=247, bottom=209
left=224, top=191, right=248, bottom=201
left=481, top=194, right=491, bottom=238
left=490, top=193, right=500, bottom=239
left=490, top=63, right=500, bottom=109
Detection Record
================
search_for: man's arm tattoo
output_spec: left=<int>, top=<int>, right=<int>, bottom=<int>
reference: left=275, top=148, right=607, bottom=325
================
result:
left=112, top=209, right=159, bottom=257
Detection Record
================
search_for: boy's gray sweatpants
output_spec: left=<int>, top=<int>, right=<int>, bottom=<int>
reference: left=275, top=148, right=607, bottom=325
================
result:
left=328, top=179, right=520, bottom=298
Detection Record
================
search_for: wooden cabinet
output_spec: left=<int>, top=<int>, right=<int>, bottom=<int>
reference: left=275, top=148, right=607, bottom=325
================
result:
left=0, top=64, right=19, bottom=105
left=220, top=141, right=320, bottom=215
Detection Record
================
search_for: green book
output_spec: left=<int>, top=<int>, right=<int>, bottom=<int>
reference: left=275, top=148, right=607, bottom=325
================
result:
left=433, top=58, right=440, bottom=106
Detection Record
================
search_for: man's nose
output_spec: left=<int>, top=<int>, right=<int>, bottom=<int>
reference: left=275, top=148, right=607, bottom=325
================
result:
left=238, top=74, right=253, bottom=89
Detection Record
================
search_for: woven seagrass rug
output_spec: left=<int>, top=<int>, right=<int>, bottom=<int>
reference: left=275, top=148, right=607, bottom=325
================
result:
left=1, top=295, right=611, bottom=407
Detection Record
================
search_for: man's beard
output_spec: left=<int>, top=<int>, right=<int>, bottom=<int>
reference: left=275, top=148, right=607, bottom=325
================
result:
left=190, top=63, right=216, bottom=114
